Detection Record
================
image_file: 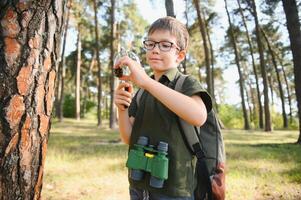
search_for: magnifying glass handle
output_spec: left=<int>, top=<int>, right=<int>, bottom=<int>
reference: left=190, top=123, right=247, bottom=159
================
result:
left=123, top=81, right=129, bottom=109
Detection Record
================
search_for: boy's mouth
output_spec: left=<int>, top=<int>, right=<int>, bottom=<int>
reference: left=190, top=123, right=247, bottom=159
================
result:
left=149, top=58, right=162, bottom=61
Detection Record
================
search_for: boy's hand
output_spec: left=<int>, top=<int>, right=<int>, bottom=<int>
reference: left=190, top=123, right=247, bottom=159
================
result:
left=114, top=82, right=133, bottom=111
left=114, top=56, right=150, bottom=88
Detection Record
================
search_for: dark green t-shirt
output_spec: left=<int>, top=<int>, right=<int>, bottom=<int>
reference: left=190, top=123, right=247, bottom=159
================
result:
left=128, top=68, right=212, bottom=197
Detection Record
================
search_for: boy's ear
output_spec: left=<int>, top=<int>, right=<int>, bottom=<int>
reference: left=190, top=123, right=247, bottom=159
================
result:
left=176, top=51, right=186, bottom=63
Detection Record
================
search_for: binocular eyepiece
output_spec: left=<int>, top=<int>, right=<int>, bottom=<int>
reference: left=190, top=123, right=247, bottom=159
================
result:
left=126, top=136, right=169, bottom=188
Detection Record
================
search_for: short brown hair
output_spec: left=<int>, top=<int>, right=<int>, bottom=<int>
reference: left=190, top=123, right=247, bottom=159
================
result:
left=148, top=17, right=189, bottom=51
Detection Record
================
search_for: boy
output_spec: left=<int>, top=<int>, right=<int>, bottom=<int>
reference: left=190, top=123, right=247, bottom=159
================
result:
left=114, top=17, right=212, bottom=200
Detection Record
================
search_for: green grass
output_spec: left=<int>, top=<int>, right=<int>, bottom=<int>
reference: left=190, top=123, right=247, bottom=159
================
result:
left=42, top=119, right=301, bottom=200
left=225, top=130, right=301, bottom=200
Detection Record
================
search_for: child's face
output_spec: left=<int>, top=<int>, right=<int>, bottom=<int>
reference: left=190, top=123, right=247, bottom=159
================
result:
left=145, top=30, right=185, bottom=74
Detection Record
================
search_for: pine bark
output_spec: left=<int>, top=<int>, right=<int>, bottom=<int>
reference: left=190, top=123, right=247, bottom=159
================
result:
left=282, top=0, right=301, bottom=143
left=0, top=0, right=65, bottom=199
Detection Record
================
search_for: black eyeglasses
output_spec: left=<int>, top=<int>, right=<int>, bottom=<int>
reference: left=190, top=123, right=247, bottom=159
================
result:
left=143, top=40, right=181, bottom=52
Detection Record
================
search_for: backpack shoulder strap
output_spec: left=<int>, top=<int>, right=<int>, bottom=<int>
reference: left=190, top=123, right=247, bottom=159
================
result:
left=136, top=88, right=144, bottom=107
left=174, top=73, right=188, bottom=92
left=175, top=73, right=213, bottom=200
left=173, top=73, right=203, bottom=156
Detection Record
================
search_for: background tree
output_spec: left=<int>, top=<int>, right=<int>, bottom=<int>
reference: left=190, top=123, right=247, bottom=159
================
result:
left=225, top=0, right=250, bottom=130
left=261, top=27, right=288, bottom=128
left=93, top=0, right=103, bottom=127
left=165, top=0, right=176, bottom=17
left=56, top=0, right=72, bottom=122
left=0, top=0, right=66, bottom=198
left=193, top=0, right=213, bottom=96
left=281, top=0, right=301, bottom=143
left=44, top=0, right=300, bottom=133
left=237, top=0, right=263, bottom=128
left=247, top=0, right=272, bottom=131
left=75, top=24, right=82, bottom=120
left=109, top=0, right=117, bottom=129
left=204, top=10, right=218, bottom=107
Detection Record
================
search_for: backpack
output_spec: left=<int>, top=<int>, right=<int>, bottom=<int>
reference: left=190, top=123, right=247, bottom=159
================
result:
left=136, top=73, right=226, bottom=200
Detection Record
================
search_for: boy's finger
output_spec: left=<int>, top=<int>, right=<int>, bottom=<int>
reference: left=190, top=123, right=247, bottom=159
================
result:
left=115, top=98, right=131, bottom=109
left=119, top=75, right=131, bottom=82
left=116, top=57, right=138, bottom=73
left=113, top=56, right=125, bottom=68
left=114, top=56, right=131, bottom=69
left=127, top=84, right=133, bottom=93
left=117, top=83, right=126, bottom=90
left=117, top=90, right=132, bottom=98
left=116, top=81, right=130, bottom=89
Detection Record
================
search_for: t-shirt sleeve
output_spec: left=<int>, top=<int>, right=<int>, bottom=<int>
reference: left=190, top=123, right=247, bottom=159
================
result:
left=181, top=75, right=212, bottom=113
left=128, top=89, right=138, bottom=117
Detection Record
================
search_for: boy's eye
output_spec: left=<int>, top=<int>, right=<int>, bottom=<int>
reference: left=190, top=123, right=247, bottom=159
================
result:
left=147, top=43, right=155, bottom=47
left=145, top=41, right=155, bottom=47
left=160, top=42, right=172, bottom=48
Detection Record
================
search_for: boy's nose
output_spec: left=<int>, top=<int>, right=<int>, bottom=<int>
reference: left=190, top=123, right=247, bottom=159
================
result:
left=152, top=43, right=160, bottom=52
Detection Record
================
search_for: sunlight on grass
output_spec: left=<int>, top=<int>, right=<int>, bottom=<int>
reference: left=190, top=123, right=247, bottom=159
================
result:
left=42, top=119, right=301, bottom=200
left=223, top=129, right=301, bottom=200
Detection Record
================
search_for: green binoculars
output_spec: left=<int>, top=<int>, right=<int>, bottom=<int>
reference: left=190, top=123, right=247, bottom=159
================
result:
left=126, top=136, right=169, bottom=188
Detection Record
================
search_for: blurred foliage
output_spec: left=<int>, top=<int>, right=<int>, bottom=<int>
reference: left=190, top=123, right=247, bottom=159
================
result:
left=219, top=104, right=244, bottom=129
left=63, top=94, right=96, bottom=118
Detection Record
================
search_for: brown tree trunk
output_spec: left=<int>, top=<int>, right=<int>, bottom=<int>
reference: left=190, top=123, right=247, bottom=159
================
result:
left=249, top=0, right=272, bottom=131
left=282, top=0, right=301, bottom=143
left=267, top=73, right=274, bottom=105
left=237, top=0, right=263, bottom=129
left=247, top=79, right=256, bottom=123
left=204, top=15, right=218, bottom=113
left=93, top=0, right=102, bottom=127
left=275, top=53, right=294, bottom=122
left=225, top=0, right=250, bottom=130
left=193, top=0, right=212, bottom=96
left=82, top=50, right=96, bottom=117
left=109, top=0, right=117, bottom=129
left=75, top=25, right=81, bottom=120
left=0, top=1, right=65, bottom=199
left=57, top=0, right=72, bottom=122
left=203, top=9, right=217, bottom=110
left=245, top=82, right=253, bottom=124
left=182, top=0, right=189, bottom=75
left=261, top=29, right=288, bottom=128
left=165, top=0, right=176, bottom=18
left=280, top=60, right=293, bottom=122
left=271, top=45, right=293, bottom=122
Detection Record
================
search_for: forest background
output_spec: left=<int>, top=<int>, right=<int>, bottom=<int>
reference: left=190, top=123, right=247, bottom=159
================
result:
left=56, top=0, right=300, bottom=135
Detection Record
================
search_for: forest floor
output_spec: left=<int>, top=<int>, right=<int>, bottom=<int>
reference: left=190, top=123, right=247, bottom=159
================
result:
left=42, top=118, right=301, bottom=200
